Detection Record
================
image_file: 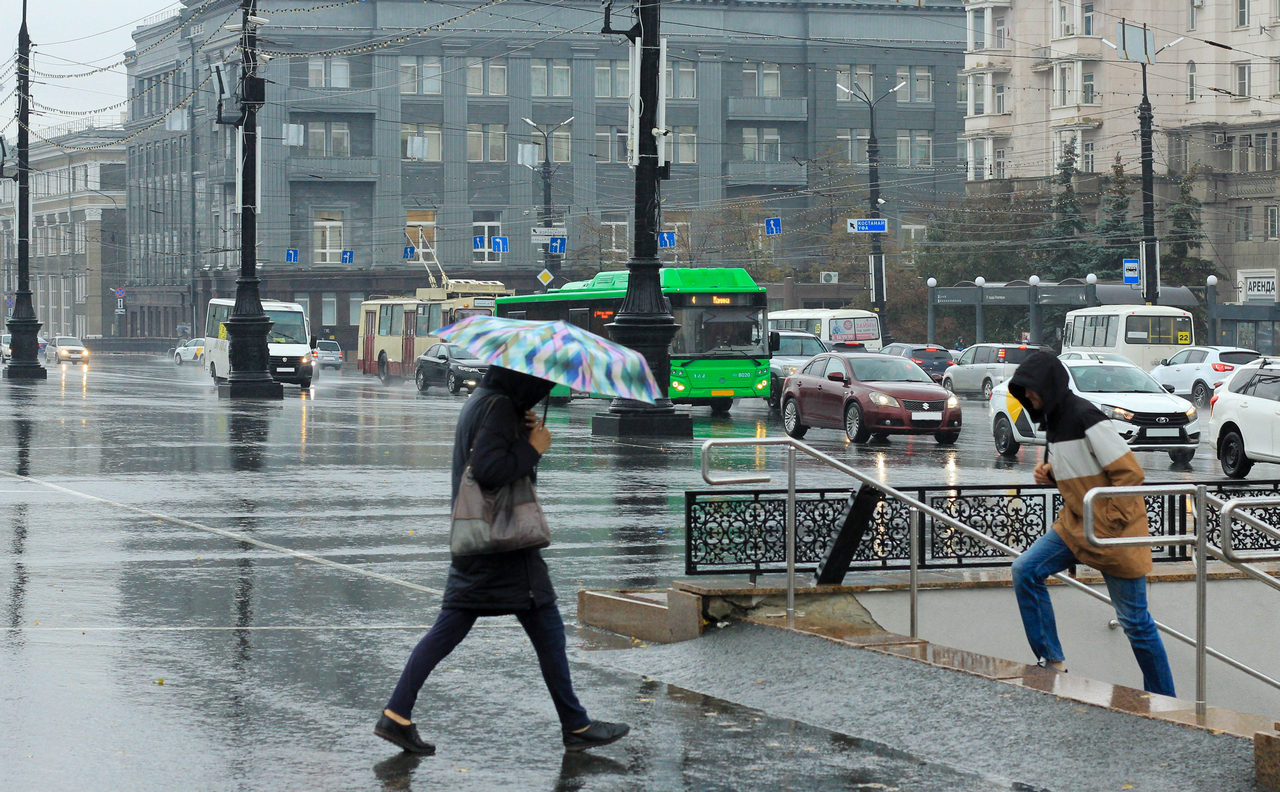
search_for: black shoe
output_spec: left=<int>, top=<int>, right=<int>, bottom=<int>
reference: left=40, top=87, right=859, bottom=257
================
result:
left=562, top=720, right=630, bottom=752
left=375, top=714, right=436, bottom=755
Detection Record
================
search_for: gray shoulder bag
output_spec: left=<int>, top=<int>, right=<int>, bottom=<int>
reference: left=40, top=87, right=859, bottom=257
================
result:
left=449, top=395, right=551, bottom=556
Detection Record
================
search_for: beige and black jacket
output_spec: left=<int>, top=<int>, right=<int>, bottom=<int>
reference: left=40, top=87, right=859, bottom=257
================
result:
left=1009, top=352, right=1152, bottom=579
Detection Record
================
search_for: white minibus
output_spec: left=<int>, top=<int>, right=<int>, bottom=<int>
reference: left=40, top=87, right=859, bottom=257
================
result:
left=767, top=308, right=882, bottom=351
left=204, top=298, right=314, bottom=388
left=1061, top=305, right=1194, bottom=371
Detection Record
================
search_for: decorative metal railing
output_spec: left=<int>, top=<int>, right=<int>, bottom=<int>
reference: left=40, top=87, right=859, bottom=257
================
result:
left=685, top=480, right=1280, bottom=576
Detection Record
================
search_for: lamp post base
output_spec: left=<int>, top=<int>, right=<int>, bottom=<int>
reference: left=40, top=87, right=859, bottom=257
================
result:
left=4, top=317, right=47, bottom=380
left=217, top=378, right=284, bottom=399
left=591, top=403, right=692, bottom=438
left=3, top=362, right=47, bottom=380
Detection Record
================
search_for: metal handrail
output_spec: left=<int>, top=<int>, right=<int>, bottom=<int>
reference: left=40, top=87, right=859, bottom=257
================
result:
left=703, top=437, right=1280, bottom=718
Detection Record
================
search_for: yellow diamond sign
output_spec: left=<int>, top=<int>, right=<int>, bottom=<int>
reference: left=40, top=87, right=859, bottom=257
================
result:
left=537, top=269, right=553, bottom=286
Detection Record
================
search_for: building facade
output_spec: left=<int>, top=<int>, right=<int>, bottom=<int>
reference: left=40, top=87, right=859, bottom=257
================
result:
left=126, top=0, right=967, bottom=350
left=0, top=118, right=127, bottom=339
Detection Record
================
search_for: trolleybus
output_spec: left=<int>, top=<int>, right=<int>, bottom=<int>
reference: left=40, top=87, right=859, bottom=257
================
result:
left=357, top=280, right=512, bottom=383
left=495, top=268, right=769, bottom=413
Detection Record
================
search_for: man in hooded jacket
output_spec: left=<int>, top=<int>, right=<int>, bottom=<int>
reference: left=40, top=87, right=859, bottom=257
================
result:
left=375, top=366, right=629, bottom=754
left=1006, top=351, right=1175, bottom=696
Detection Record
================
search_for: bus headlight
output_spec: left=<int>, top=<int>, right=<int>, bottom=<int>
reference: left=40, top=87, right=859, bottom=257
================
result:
left=755, top=378, right=769, bottom=390
left=671, top=380, right=687, bottom=392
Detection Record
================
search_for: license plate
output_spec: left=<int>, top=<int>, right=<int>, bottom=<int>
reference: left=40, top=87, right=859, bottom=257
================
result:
left=711, top=390, right=735, bottom=396
left=1146, top=427, right=1180, bottom=437
left=277, top=367, right=295, bottom=373
left=911, top=411, right=943, bottom=420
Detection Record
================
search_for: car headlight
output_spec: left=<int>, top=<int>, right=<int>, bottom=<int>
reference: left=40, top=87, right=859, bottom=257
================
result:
left=868, top=391, right=900, bottom=408
left=946, top=394, right=959, bottom=409
left=59, top=348, right=68, bottom=356
left=301, top=355, right=311, bottom=364
left=1101, top=405, right=1134, bottom=422
left=81, top=349, right=88, bottom=356
left=787, top=365, right=799, bottom=376
left=1185, top=406, right=1197, bottom=420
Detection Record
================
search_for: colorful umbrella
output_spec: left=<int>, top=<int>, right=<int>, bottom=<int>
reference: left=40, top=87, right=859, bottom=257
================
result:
left=437, top=315, right=663, bottom=405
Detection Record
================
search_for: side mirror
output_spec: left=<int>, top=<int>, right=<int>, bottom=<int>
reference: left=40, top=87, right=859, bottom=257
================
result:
left=769, top=331, right=780, bottom=353
left=827, top=371, right=847, bottom=384
left=1163, top=384, right=1175, bottom=393
left=1158, top=359, right=1169, bottom=366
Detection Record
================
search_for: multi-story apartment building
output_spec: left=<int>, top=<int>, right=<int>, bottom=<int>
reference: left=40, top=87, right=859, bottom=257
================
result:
left=0, top=118, right=127, bottom=339
left=126, top=0, right=967, bottom=350
left=961, top=0, right=1280, bottom=329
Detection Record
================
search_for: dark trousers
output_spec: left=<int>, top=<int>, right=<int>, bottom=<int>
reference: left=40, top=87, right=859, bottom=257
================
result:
left=384, top=602, right=590, bottom=731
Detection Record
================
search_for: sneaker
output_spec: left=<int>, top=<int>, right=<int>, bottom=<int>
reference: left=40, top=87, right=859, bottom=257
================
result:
left=374, top=714, right=436, bottom=755
left=562, top=720, right=630, bottom=752
left=1036, top=659, right=1068, bottom=674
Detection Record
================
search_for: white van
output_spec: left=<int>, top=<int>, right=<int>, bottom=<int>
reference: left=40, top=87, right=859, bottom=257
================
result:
left=767, top=309, right=882, bottom=350
left=1061, top=305, right=1194, bottom=372
left=204, top=298, right=314, bottom=388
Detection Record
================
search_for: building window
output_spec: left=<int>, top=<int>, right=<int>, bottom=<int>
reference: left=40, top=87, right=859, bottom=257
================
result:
left=322, top=293, right=337, bottom=326
left=401, top=123, right=442, bottom=161
left=1081, top=139, right=1095, bottom=172
left=972, top=74, right=986, bottom=114
left=467, top=123, right=507, bottom=162
left=993, top=16, right=1008, bottom=48
left=595, top=60, right=629, bottom=99
left=348, top=292, right=364, bottom=326
left=473, top=212, right=502, bottom=264
left=399, top=56, right=442, bottom=94
left=836, top=128, right=870, bottom=164
left=466, top=58, right=507, bottom=96
left=742, top=62, right=780, bottom=98
left=1082, top=71, right=1095, bottom=103
left=836, top=65, right=875, bottom=100
left=742, top=127, right=781, bottom=161
left=531, top=58, right=570, bottom=97
left=1187, top=62, right=1197, bottom=101
left=303, top=121, right=350, bottom=157
left=1188, top=0, right=1198, bottom=30
left=1055, top=0, right=1075, bottom=37
left=1082, top=2, right=1094, bottom=35
left=993, top=148, right=1007, bottom=179
left=1238, top=0, right=1250, bottom=28
left=664, top=60, right=697, bottom=99
left=896, top=130, right=932, bottom=167
left=601, top=211, right=629, bottom=259
left=405, top=210, right=436, bottom=262
left=957, top=77, right=968, bottom=108
left=1236, top=205, right=1253, bottom=240
left=313, top=210, right=344, bottom=264
left=674, top=126, right=697, bottom=164
left=1236, top=62, right=1251, bottom=97
left=993, top=83, right=1006, bottom=114
left=1268, top=206, right=1280, bottom=239
left=307, top=57, right=350, bottom=88
left=595, top=126, right=613, bottom=162
left=1054, top=62, right=1076, bottom=105
left=551, top=126, right=572, bottom=163
left=896, top=66, right=933, bottom=103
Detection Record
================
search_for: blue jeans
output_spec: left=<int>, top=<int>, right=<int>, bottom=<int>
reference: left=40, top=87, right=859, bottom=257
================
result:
left=1010, top=529, right=1176, bottom=697
left=385, top=602, right=590, bottom=731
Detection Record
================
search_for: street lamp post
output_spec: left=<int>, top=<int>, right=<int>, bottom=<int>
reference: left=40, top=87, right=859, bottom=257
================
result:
left=522, top=116, right=573, bottom=282
left=838, top=79, right=905, bottom=343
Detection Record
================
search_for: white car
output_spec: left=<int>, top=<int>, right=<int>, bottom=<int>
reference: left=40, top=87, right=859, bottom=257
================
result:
left=943, top=343, right=1054, bottom=399
left=1149, top=345, right=1259, bottom=409
left=989, top=359, right=1200, bottom=464
left=1210, top=358, right=1280, bottom=478
left=45, top=336, right=88, bottom=365
left=173, top=338, right=205, bottom=365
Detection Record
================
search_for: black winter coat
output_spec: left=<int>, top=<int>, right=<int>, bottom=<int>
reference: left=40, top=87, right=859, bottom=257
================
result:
left=443, top=367, right=556, bottom=613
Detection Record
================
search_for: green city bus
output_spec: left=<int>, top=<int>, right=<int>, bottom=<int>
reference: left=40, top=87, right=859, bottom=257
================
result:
left=496, top=268, right=770, bottom=413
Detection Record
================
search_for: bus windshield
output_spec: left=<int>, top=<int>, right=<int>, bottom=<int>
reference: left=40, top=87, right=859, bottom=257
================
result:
left=453, top=308, right=493, bottom=322
left=671, top=306, right=767, bottom=357
left=266, top=309, right=308, bottom=344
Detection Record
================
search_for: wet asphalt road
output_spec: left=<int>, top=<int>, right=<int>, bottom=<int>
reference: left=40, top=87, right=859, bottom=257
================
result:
left=0, top=357, right=1233, bottom=790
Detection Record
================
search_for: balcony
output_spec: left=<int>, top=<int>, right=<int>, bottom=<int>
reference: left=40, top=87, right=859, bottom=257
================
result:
left=724, top=160, right=807, bottom=187
left=287, top=156, right=380, bottom=181
left=726, top=96, right=808, bottom=122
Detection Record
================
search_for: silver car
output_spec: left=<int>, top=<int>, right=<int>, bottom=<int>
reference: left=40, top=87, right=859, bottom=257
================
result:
left=45, top=336, right=88, bottom=364
left=766, top=330, right=828, bottom=410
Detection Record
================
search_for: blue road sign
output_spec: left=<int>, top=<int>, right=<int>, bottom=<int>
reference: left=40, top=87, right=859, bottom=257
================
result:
left=1123, top=258, right=1140, bottom=285
left=473, top=235, right=486, bottom=251
left=341, top=250, right=354, bottom=264
left=848, top=218, right=888, bottom=233
left=491, top=236, right=509, bottom=253
left=285, top=248, right=299, bottom=263
left=403, top=245, right=416, bottom=260
left=547, top=237, right=567, bottom=255
left=765, top=217, right=781, bottom=235
left=658, top=231, right=676, bottom=248
left=5, top=297, right=12, bottom=308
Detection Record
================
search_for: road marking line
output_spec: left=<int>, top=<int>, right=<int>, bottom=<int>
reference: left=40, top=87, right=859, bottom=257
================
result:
left=0, top=470, right=444, bottom=597
left=9, top=623, right=526, bottom=632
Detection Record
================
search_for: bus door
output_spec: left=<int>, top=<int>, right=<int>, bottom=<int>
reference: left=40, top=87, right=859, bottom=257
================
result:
left=402, top=308, right=417, bottom=375
left=568, top=308, right=589, bottom=329
left=363, top=310, right=377, bottom=374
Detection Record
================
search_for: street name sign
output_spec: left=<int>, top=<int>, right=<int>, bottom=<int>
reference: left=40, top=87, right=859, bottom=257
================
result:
left=530, top=227, right=564, bottom=239
left=847, top=218, right=887, bottom=233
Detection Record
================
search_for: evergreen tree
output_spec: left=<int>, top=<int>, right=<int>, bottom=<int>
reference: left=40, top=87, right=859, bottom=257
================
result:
left=1032, top=142, right=1098, bottom=280
left=1091, top=154, right=1140, bottom=279
left=1161, top=168, right=1214, bottom=286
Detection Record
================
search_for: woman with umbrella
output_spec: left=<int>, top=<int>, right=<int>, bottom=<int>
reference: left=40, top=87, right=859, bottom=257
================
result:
left=375, top=364, right=630, bottom=755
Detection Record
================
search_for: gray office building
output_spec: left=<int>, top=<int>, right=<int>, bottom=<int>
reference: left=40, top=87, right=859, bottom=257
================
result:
left=126, top=0, right=964, bottom=350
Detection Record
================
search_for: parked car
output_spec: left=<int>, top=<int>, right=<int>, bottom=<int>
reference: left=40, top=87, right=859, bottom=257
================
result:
left=415, top=342, right=487, bottom=394
left=765, top=330, right=828, bottom=410
left=942, top=343, right=1055, bottom=399
left=1, top=334, right=9, bottom=362
left=780, top=352, right=961, bottom=444
left=1210, top=358, right=1280, bottom=478
left=314, top=339, right=344, bottom=370
left=45, top=336, right=88, bottom=365
left=1149, top=345, right=1259, bottom=409
left=880, top=343, right=955, bottom=382
left=989, top=358, right=1199, bottom=464
left=173, top=337, right=204, bottom=365
left=1057, top=351, right=1135, bottom=364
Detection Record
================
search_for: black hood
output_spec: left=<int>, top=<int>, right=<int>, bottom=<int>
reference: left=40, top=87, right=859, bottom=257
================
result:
left=481, top=366, right=555, bottom=411
left=1008, top=351, right=1070, bottom=426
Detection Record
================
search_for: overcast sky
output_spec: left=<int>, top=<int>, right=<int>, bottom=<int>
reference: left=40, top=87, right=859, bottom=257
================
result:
left=1, top=1, right=175, bottom=135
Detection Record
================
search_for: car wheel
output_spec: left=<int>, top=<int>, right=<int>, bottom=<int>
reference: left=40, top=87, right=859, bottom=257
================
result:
left=1219, top=429, right=1254, bottom=479
left=782, top=399, right=808, bottom=439
left=174, top=353, right=182, bottom=366
left=942, top=378, right=954, bottom=394
left=377, top=353, right=392, bottom=384
left=710, top=397, right=733, bottom=415
left=447, top=370, right=461, bottom=394
left=934, top=432, right=960, bottom=445
left=1169, top=448, right=1196, bottom=465
left=982, top=379, right=994, bottom=401
left=415, top=367, right=429, bottom=393
left=993, top=414, right=1021, bottom=457
left=767, top=376, right=782, bottom=411
left=844, top=402, right=871, bottom=443
left=299, top=378, right=312, bottom=389
left=1191, top=381, right=1211, bottom=409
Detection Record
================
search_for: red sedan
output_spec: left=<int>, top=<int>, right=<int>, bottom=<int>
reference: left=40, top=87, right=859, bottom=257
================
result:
left=781, top=352, right=962, bottom=444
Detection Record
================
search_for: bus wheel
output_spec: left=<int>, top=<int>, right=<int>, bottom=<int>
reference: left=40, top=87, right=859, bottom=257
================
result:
left=710, top=397, right=733, bottom=415
left=209, top=363, right=217, bottom=382
left=377, top=353, right=392, bottom=384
